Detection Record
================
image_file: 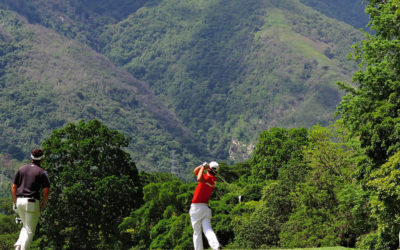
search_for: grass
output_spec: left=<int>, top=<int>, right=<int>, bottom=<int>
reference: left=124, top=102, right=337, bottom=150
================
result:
left=271, top=248, right=354, bottom=250
left=222, top=245, right=354, bottom=250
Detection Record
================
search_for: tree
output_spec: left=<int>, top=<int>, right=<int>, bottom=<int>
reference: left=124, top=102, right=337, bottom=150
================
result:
left=0, top=213, right=20, bottom=249
left=336, top=1, right=400, bottom=247
left=363, top=151, right=400, bottom=249
left=280, top=126, right=370, bottom=248
left=0, top=154, right=22, bottom=198
left=337, top=0, right=400, bottom=170
left=232, top=180, right=294, bottom=249
left=119, top=180, right=195, bottom=249
left=39, top=120, right=142, bottom=249
left=231, top=127, right=309, bottom=248
left=249, top=127, right=309, bottom=183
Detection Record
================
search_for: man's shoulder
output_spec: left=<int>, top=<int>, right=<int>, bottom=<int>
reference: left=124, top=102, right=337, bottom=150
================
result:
left=19, top=163, right=45, bottom=173
left=204, top=174, right=217, bottom=182
left=18, top=164, right=32, bottom=170
left=34, top=165, right=47, bottom=174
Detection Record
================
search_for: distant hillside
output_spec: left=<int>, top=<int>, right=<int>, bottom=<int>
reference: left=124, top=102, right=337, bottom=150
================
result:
left=101, top=0, right=364, bottom=161
left=300, top=0, right=369, bottom=29
left=0, top=0, right=149, bottom=48
left=0, top=154, right=21, bottom=198
left=0, top=10, right=207, bottom=177
left=0, top=0, right=365, bottom=163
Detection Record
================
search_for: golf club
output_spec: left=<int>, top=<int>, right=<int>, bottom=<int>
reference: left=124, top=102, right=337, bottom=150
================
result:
left=217, top=174, right=243, bottom=203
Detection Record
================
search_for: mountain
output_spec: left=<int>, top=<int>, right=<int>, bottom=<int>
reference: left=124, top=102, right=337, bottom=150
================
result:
left=0, top=0, right=365, bottom=167
left=99, top=0, right=364, bottom=160
left=0, top=10, right=208, bottom=177
left=0, top=0, right=149, bottom=48
left=300, top=0, right=369, bottom=29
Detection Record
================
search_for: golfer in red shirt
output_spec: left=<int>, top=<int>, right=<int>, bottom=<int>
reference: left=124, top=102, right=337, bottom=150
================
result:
left=189, top=161, right=221, bottom=250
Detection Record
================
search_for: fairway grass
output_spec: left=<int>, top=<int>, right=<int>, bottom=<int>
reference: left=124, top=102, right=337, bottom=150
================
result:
left=271, top=247, right=353, bottom=250
left=222, top=247, right=354, bottom=250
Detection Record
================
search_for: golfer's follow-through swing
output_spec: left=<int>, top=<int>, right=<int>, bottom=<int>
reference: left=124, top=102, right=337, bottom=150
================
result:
left=190, top=161, right=221, bottom=250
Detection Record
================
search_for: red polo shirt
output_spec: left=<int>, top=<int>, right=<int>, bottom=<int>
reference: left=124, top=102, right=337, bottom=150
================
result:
left=192, top=173, right=217, bottom=204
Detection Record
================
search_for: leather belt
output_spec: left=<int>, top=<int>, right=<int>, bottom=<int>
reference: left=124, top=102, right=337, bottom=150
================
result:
left=17, top=195, right=35, bottom=199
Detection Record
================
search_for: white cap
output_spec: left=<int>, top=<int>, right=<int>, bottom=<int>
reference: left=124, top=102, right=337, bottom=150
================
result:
left=209, top=161, right=219, bottom=171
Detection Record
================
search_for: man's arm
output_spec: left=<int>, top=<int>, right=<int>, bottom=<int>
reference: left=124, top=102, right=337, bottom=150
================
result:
left=193, top=165, right=203, bottom=176
left=12, top=184, right=17, bottom=204
left=40, top=187, right=50, bottom=210
left=194, top=163, right=209, bottom=182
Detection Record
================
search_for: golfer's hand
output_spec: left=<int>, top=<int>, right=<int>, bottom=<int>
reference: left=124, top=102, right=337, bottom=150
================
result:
left=202, top=162, right=209, bottom=168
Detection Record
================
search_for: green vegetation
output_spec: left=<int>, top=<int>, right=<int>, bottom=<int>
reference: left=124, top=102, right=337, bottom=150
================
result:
left=0, top=0, right=148, bottom=48
left=336, top=0, right=400, bottom=248
left=0, top=0, right=364, bottom=167
left=0, top=122, right=370, bottom=249
left=0, top=10, right=206, bottom=176
left=38, top=120, right=143, bottom=249
left=115, top=124, right=371, bottom=249
left=100, top=0, right=363, bottom=161
left=0, top=154, right=23, bottom=198
left=300, top=0, right=369, bottom=29
left=3, top=0, right=400, bottom=249
left=0, top=212, right=19, bottom=249
left=273, top=248, right=353, bottom=250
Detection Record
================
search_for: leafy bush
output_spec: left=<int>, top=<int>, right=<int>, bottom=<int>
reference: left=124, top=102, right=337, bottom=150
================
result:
left=38, top=120, right=143, bottom=249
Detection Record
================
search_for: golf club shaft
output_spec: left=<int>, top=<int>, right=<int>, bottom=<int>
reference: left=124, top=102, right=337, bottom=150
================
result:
left=218, top=175, right=229, bottom=184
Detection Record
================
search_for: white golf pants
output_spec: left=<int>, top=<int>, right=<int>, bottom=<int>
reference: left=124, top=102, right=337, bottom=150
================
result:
left=14, top=198, right=40, bottom=250
left=189, top=203, right=220, bottom=250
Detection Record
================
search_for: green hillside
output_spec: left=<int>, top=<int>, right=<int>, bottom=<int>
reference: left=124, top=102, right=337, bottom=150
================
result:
left=101, top=0, right=364, bottom=161
left=0, top=154, right=22, bottom=198
left=0, top=10, right=207, bottom=176
left=0, top=0, right=149, bottom=48
left=0, top=0, right=365, bottom=165
left=300, top=0, right=369, bottom=29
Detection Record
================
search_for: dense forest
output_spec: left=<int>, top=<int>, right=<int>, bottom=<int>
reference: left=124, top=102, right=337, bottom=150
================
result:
left=0, top=0, right=364, bottom=172
left=0, top=8, right=207, bottom=177
left=300, top=0, right=369, bottom=29
left=2, top=0, right=400, bottom=249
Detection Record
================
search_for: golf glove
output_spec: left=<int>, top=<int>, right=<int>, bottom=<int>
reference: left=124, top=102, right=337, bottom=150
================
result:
left=202, top=162, right=208, bottom=167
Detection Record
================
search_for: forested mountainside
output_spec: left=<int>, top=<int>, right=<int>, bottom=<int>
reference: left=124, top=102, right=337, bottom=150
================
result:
left=0, top=0, right=149, bottom=48
left=100, top=0, right=364, bottom=161
left=300, top=0, right=369, bottom=29
left=0, top=11, right=208, bottom=176
left=0, top=0, right=365, bottom=169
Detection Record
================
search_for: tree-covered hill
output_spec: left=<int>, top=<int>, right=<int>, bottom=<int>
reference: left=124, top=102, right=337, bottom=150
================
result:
left=0, top=0, right=366, bottom=165
left=300, top=0, right=369, bottom=29
left=100, top=0, right=364, bottom=161
left=0, top=0, right=149, bottom=48
left=0, top=10, right=208, bottom=176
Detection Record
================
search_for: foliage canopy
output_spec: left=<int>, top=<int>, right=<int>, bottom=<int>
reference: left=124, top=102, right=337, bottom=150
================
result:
left=39, top=120, right=142, bottom=249
left=336, top=0, right=400, bottom=248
